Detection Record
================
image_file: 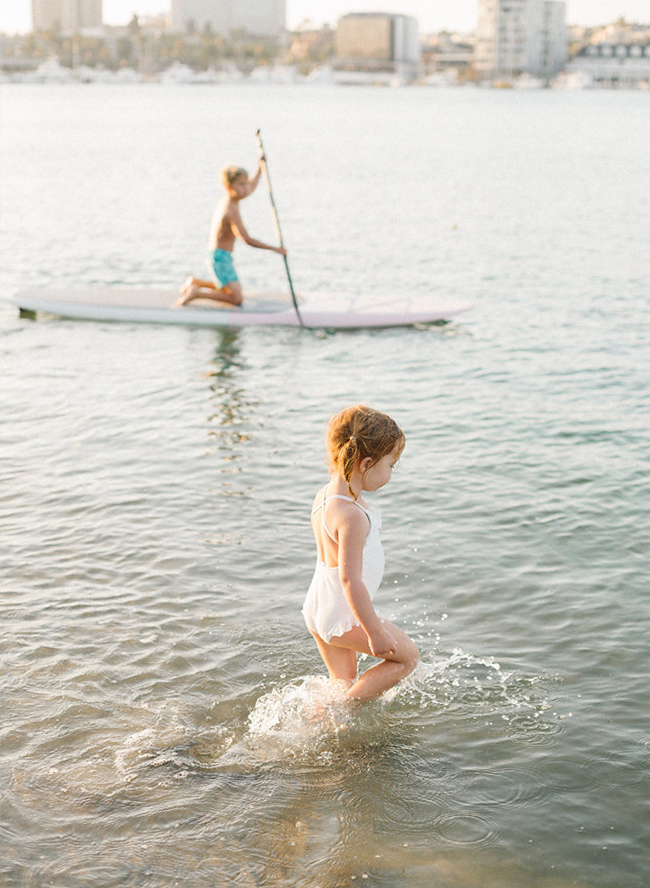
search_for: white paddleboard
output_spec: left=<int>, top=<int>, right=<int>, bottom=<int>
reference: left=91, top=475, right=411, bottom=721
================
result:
left=10, top=288, right=473, bottom=330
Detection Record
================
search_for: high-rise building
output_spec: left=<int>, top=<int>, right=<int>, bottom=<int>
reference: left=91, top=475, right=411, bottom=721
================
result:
left=32, top=0, right=103, bottom=33
left=170, top=0, right=286, bottom=37
left=475, top=0, right=566, bottom=79
left=334, top=13, right=419, bottom=84
left=541, top=1, right=567, bottom=76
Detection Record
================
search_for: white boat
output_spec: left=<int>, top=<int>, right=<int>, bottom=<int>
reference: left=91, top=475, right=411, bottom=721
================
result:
left=32, top=57, right=74, bottom=84
left=159, top=62, right=196, bottom=84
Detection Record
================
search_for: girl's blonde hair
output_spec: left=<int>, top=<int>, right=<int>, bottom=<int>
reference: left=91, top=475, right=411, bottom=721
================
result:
left=326, top=405, right=405, bottom=498
left=220, top=165, right=248, bottom=187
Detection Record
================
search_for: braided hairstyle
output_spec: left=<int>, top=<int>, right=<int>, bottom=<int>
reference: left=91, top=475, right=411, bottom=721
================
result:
left=326, top=405, right=405, bottom=498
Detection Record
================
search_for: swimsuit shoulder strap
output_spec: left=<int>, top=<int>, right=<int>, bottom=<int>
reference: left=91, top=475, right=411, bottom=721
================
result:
left=312, top=491, right=371, bottom=546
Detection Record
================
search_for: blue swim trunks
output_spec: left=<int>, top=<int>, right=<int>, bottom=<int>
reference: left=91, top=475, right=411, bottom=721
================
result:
left=209, top=249, right=239, bottom=288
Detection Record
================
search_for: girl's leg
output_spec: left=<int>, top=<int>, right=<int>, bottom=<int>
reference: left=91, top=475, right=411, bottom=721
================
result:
left=311, top=633, right=358, bottom=686
left=329, top=622, right=419, bottom=703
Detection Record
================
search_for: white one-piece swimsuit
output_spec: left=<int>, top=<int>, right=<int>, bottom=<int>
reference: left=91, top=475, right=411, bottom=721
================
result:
left=302, top=491, right=385, bottom=643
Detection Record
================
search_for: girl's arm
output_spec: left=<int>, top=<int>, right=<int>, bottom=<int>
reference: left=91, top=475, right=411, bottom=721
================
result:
left=338, top=513, right=397, bottom=658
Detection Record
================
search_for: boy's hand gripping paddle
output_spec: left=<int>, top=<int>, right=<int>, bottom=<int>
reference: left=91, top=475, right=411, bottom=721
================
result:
left=255, top=129, right=304, bottom=328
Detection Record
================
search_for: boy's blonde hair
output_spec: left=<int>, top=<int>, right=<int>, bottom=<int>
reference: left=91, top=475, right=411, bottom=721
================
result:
left=220, top=165, right=248, bottom=188
left=326, top=405, right=405, bottom=498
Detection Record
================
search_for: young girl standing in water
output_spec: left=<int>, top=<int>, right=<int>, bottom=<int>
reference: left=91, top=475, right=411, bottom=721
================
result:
left=303, top=405, right=419, bottom=702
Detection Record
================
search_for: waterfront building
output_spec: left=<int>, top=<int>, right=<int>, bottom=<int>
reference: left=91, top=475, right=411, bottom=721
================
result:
left=334, top=12, right=419, bottom=85
left=564, top=41, right=650, bottom=87
left=421, top=32, right=474, bottom=82
left=170, top=0, right=286, bottom=37
left=541, top=1, right=566, bottom=75
left=475, top=0, right=566, bottom=80
left=32, top=0, right=102, bottom=33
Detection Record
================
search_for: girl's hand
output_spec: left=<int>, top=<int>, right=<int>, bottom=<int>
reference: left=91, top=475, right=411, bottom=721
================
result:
left=368, top=625, right=398, bottom=659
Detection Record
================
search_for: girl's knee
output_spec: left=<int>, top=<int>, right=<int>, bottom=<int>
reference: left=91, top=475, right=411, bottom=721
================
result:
left=402, top=644, right=420, bottom=678
left=404, top=653, right=419, bottom=675
left=386, top=655, right=418, bottom=685
left=389, top=644, right=418, bottom=679
left=399, top=636, right=419, bottom=665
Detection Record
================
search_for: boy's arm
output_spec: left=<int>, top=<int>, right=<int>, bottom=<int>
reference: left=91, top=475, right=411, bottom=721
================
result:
left=230, top=205, right=286, bottom=255
left=242, top=158, right=263, bottom=196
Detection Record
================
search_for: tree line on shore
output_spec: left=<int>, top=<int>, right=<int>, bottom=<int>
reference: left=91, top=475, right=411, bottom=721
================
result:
left=1, top=18, right=334, bottom=75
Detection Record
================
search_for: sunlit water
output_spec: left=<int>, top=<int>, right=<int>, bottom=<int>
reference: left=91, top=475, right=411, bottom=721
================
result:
left=1, top=83, right=649, bottom=888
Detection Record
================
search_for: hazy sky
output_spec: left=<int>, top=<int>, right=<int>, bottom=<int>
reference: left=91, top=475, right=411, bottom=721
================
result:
left=1, top=0, right=648, bottom=34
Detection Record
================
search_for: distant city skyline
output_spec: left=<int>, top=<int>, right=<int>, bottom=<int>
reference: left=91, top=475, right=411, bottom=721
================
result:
left=1, top=0, right=648, bottom=34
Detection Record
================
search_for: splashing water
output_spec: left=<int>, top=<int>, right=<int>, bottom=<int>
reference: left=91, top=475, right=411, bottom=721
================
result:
left=247, top=676, right=355, bottom=753
left=384, top=647, right=556, bottom=740
left=192, top=648, right=554, bottom=770
left=212, top=648, right=554, bottom=770
left=101, top=648, right=555, bottom=785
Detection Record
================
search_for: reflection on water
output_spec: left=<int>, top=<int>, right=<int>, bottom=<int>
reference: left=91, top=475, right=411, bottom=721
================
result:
left=209, top=328, right=243, bottom=377
left=205, top=328, right=255, bottom=459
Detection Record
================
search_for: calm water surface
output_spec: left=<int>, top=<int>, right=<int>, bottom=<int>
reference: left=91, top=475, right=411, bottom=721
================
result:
left=0, top=83, right=649, bottom=888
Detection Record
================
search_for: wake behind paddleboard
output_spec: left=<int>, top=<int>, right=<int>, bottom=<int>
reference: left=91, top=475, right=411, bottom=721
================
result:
left=9, top=287, right=473, bottom=330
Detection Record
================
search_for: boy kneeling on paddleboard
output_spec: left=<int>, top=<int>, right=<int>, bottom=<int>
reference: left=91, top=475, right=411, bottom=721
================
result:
left=178, top=154, right=286, bottom=308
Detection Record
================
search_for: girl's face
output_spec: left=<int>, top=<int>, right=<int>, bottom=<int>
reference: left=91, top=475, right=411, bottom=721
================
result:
left=360, top=442, right=403, bottom=492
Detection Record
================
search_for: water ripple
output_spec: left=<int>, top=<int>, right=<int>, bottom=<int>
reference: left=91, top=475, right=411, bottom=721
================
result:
left=434, top=812, right=499, bottom=847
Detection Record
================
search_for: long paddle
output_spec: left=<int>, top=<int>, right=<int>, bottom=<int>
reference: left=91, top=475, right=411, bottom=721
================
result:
left=255, top=129, right=304, bottom=328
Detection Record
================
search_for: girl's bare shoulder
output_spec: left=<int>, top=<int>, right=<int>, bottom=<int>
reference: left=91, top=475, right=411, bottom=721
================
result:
left=326, top=495, right=368, bottom=536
